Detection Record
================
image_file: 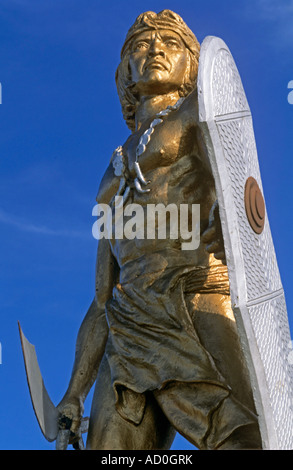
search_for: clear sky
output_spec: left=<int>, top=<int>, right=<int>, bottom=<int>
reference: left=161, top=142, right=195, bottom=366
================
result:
left=0, top=0, right=292, bottom=451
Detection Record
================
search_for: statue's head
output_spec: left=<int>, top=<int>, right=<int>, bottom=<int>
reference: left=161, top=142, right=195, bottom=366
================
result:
left=116, top=10, right=200, bottom=131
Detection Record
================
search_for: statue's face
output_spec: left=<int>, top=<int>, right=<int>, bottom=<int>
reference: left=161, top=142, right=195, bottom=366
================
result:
left=129, top=29, right=189, bottom=96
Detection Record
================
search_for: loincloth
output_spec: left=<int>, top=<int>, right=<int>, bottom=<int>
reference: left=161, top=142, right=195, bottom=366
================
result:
left=104, top=255, right=232, bottom=425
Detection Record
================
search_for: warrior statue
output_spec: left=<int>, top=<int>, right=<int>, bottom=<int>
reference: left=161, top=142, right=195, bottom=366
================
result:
left=19, top=9, right=293, bottom=450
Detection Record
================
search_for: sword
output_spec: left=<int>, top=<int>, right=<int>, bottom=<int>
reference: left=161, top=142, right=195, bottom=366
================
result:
left=18, top=322, right=89, bottom=450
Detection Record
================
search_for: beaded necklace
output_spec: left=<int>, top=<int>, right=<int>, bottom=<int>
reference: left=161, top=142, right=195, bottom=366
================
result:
left=111, top=96, right=185, bottom=205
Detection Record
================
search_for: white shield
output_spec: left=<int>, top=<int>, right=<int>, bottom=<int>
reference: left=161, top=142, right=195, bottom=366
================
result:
left=197, top=36, right=293, bottom=450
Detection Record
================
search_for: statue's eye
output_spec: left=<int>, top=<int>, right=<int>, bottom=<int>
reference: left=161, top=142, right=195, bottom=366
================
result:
left=133, top=41, right=149, bottom=51
left=165, top=39, right=181, bottom=49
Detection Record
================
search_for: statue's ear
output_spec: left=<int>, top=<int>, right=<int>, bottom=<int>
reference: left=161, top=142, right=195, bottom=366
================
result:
left=179, top=50, right=197, bottom=97
left=115, top=54, right=138, bottom=131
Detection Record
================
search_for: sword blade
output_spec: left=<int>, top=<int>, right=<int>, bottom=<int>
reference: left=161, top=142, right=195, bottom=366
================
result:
left=18, top=322, right=59, bottom=442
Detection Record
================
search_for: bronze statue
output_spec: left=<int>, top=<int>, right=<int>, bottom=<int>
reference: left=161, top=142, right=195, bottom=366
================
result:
left=54, top=10, right=263, bottom=450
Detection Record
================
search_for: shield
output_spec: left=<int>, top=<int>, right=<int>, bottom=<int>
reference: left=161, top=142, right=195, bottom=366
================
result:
left=197, top=36, right=293, bottom=450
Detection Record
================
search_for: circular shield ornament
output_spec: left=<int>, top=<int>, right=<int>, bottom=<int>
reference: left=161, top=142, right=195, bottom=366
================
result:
left=244, top=176, right=265, bottom=234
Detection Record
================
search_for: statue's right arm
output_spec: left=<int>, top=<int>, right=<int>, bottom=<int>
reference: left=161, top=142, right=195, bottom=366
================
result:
left=57, top=236, right=118, bottom=431
left=57, top=164, right=120, bottom=431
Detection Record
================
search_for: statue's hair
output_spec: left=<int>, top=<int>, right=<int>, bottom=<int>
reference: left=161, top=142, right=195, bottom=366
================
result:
left=115, top=10, right=200, bottom=131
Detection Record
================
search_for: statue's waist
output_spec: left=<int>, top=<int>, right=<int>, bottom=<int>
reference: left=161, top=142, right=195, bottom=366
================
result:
left=117, top=249, right=229, bottom=295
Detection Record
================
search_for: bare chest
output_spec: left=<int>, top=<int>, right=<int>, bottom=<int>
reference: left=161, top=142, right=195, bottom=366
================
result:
left=124, top=114, right=196, bottom=179
left=96, top=98, right=209, bottom=207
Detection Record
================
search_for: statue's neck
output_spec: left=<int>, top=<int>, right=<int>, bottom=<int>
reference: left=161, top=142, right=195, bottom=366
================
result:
left=134, top=91, right=181, bottom=131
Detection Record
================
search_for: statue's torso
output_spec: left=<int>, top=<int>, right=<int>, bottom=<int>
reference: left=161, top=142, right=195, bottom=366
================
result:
left=97, top=92, right=216, bottom=269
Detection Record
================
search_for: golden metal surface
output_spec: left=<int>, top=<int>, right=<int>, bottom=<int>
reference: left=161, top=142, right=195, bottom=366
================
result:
left=57, top=10, right=262, bottom=450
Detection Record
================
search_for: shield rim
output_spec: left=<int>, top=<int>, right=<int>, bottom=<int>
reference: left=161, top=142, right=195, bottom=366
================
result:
left=197, top=35, right=280, bottom=449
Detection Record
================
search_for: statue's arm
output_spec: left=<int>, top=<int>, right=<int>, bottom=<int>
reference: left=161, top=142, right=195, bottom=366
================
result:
left=183, top=87, right=227, bottom=263
left=57, top=237, right=117, bottom=429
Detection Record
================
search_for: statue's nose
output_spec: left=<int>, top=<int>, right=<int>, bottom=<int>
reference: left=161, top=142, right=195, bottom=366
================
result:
left=147, top=38, right=165, bottom=58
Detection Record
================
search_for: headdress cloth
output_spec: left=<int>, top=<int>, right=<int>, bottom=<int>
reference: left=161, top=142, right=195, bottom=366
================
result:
left=120, top=10, right=200, bottom=59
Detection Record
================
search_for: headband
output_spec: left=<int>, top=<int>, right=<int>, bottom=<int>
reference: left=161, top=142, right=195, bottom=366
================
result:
left=121, top=10, right=200, bottom=59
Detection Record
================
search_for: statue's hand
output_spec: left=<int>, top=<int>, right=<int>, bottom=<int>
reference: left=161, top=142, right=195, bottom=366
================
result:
left=57, top=396, right=84, bottom=447
left=202, top=200, right=226, bottom=265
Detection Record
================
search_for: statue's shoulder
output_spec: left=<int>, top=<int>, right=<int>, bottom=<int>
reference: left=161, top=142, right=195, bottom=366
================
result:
left=96, top=161, right=120, bottom=205
left=177, top=87, right=200, bottom=128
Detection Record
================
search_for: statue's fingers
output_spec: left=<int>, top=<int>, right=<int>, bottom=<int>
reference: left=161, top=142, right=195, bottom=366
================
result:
left=214, top=251, right=226, bottom=264
left=205, top=239, right=221, bottom=253
left=201, top=225, right=216, bottom=243
left=70, top=416, right=82, bottom=434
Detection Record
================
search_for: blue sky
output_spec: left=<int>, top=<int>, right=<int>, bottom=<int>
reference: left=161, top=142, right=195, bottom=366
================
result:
left=0, top=0, right=292, bottom=450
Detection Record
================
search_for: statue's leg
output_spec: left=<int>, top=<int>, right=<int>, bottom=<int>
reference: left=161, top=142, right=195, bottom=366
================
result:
left=151, top=291, right=263, bottom=450
left=185, top=292, right=256, bottom=413
left=153, top=381, right=262, bottom=450
left=86, top=354, right=176, bottom=450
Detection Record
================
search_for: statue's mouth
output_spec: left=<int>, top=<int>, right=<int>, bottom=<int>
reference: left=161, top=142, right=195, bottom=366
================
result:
left=144, top=60, right=169, bottom=72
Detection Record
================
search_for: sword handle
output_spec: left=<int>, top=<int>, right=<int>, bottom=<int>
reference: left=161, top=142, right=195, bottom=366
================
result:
left=56, top=415, right=88, bottom=450
left=72, top=437, right=85, bottom=450
left=55, top=429, right=70, bottom=450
